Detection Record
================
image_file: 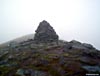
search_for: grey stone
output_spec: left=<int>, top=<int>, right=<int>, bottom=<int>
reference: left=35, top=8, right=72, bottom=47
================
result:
left=83, top=43, right=95, bottom=49
left=0, top=60, right=8, bottom=65
left=34, top=20, right=59, bottom=43
left=59, top=56, right=66, bottom=65
left=70, top=40, right=81, bottom=45
left=69, top=40, right=95, bottom=50
left=72, top=45, right=87, bottom=50
left=34, top=71, right=48, bottom=76
left=16, top=69, right=49, bottom=76
left=8, top=41, right=18, bottom=48
left=69, top=40, right=86, bottom=49
left=63, top=43, right=72, bottom=51
left=8, top=55, right=14, bottom=59
left=39, top=59, right=49, bottom=66
left=79, top=57, right=90, bottom=63
left=82, top=66, right=100, bottom=72
left=16, top=69, right=24, bottom=76
left=79, top=57, right=98, bottom=65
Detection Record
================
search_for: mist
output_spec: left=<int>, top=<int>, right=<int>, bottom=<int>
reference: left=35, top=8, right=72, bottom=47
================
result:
left=0, top=0, right=100, bottom=49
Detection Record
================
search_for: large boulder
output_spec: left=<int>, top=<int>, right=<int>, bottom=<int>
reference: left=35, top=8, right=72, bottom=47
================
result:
left=34, top=20, right=59, bottom=43
left=69, top=40, right=95, bottom=50
left=83, top=43, right=95, bottom=49
left=69, top=40, right=87, bottom=50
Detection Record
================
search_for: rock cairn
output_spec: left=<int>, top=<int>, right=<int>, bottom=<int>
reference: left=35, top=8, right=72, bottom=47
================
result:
left=34, top=20, right=59, bottom=43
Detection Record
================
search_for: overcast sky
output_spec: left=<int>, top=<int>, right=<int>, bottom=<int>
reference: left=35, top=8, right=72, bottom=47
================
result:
left=0, top=0, right=100, bottom=49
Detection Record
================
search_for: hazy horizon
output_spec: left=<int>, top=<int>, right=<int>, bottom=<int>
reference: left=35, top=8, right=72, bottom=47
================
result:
left=0, top=0, right=100, bottom=49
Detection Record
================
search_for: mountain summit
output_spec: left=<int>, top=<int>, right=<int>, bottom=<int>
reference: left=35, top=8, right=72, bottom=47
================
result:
left=34, top=20, right=59, bottom=43
left=0, top=20, right=100, bottom=76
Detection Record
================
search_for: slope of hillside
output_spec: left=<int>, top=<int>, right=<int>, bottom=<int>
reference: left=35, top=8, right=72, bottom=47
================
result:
left=0, top=21, right=100, bottom=76
left=0, top=40, right=100, bottom=76
left=0, top=34, right=34, bottom=47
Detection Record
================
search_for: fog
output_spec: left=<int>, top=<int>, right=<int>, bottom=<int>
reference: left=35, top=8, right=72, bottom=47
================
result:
left=0, top=0, right=100, bottom=49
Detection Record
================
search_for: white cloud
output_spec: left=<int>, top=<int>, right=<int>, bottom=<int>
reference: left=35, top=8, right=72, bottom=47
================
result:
left=0, top=0, right=100, bottom=49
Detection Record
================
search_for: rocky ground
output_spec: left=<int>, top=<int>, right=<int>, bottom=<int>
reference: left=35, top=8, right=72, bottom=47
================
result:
left=0, top=40, right=100, bottom=76
left=0, top=20, right=100, bottom=76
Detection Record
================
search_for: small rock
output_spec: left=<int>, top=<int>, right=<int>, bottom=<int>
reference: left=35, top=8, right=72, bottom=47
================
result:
left=16, top=69, right=24, bottom=76
left=0, top=60, right=8, bottom=65
left=72, top=45, right=87, bottom=50
left=70, top=40, right=81, bottom=44
left=70, top=40, right=87, bottom=50
left=8, top=55, right=14, bottom=59
left=82, top=50, right=99, bottom=58
left=36, top=59, right=49, bottom=66
left=79, top=57, right=98, bottom=65
left=16, top=69, right=50, bottom=76
left=34, top=70, right=49, bottom=76
left=59, top=56, right=66, bottom=65
left=63, top=43, right=72, bottom=51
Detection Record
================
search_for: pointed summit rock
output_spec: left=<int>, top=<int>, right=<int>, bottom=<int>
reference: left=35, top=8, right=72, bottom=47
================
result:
left=34, top=20, right=59, bottom=43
